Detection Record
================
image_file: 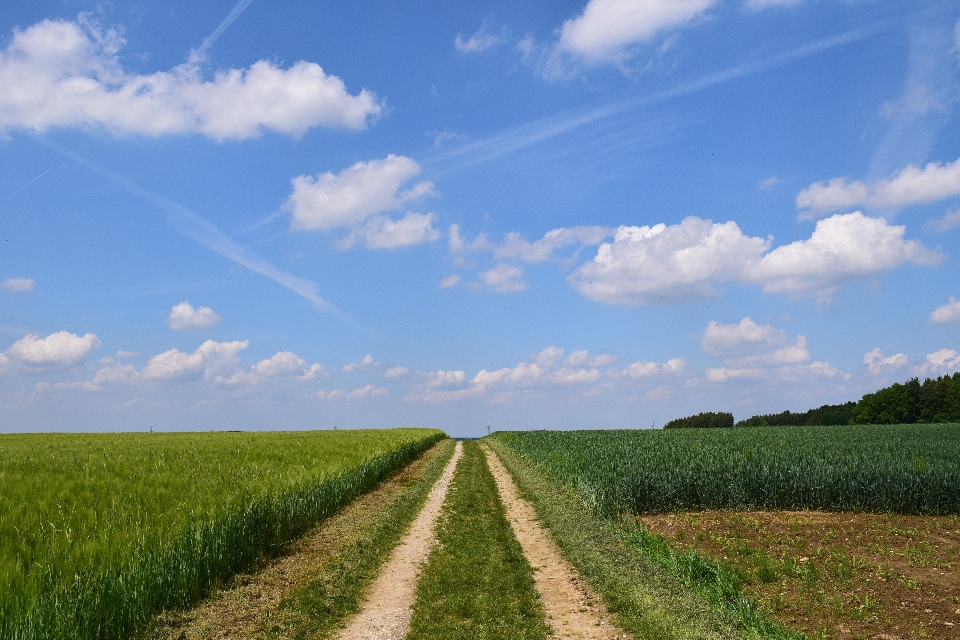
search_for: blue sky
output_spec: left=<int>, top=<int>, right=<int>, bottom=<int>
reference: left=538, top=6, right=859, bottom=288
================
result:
left=1, top=0, right=959, bottom=436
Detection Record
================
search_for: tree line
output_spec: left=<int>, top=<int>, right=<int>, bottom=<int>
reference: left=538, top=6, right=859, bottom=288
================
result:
left=664, top=372, right=960, bottom=428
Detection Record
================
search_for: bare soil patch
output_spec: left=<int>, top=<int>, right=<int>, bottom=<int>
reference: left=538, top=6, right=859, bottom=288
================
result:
left=485, top=447, right=626, bottom=639
left=639, top=510, right=960, bottom=639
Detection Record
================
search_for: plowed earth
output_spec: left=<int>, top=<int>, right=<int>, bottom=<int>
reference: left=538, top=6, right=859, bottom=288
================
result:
left=639, top=510, right=960, bottom=639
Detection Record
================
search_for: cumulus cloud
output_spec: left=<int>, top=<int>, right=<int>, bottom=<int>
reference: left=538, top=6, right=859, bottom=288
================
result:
left=0, top=331, right=100, bottom=372
left=343, top=354, right=378, bottom=372
left=285, top=155, right=437, bottom=232
left=757, top=176, right=783, bottom=190
left=864, top=348, right=908, bottom=376
left=407, top=346, right=682, bottom=403
left=455, top=19, right=506, bottom=53
left=385, top=366, right=409, bottom=378
left=923, top=207, right=960, bottom=233
left=569, top=218, right=770, bottom=304
left=342, top=212, right=441, bottom=249
left=930, top=297, right=960, bottom=323
left=0, top=18, right=382, bottom=140
left=317, top=385, right=389, bottom=401
left=922, top=348, right=960, bottom=375
left=754, top=212, right=942, bottom=296
left=479, top=264, right=527, bottom=292
left=796, top=157, right=960, bottom=218
left=168, top=301, right=221, bottom=330
left=571, top=212, right=941, bottom=304
left=557, top=0, right=714, bottom=62
left=566, top=349, right=618, bottom=367
left=216, top=350, right=324, bottom=386
left=94, top=340, right=243, bottom=385
left=0, top=277, right=35, bottom=293
left=701, top=318, right=784, bottom=356
left=439, top=275, right=461, bottom=289
left=450, top=224, right=612, bottom=264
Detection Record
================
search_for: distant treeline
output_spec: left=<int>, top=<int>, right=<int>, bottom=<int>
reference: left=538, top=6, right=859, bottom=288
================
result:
left=667, top=372, right=960, bottom=428
left=663, top=411, right=734, bottom=429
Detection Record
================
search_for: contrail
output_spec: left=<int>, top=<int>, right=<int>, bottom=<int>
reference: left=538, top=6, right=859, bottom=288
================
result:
left=427, top=23, right=886, bottom=174
left=195, top=0, right=257, bottom=56
left=10, top=168, right=51, bottom=195
left=37, top=138, right=344, bottom=317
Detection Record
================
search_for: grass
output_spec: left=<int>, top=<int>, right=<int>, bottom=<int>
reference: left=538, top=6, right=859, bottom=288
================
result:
left=0, top=428, right=444, bottom=640
left=407, top=440, right=549, bottom=640
left=487, top=438, right=748, bottom=640
left=257, top=438, right=457, bottom=639
left=491, top=425, right=960, bottom=515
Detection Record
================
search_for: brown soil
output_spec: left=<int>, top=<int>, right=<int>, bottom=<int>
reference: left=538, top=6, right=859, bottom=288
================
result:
left=485, top=446, right=626, bottom=639
left=336, top=441, right=462, bottom=640
left=143, top=441, right=453, bottom=640
left=638, top=510, right=960, bottom=639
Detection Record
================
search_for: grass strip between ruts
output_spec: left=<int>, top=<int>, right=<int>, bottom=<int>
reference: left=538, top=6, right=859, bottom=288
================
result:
left=487, top=438, right=769, bottom=640
left=256, top=438, right=458, bottom=639
left=407, top=440, right=549, bottom=640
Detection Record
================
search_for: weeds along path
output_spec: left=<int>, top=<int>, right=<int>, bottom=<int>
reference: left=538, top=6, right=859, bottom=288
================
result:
left=144, top=439, right=457, bottom=640
left=484, top=446, right=626, bottom=639
left=336, top=441, right=463, bottom=640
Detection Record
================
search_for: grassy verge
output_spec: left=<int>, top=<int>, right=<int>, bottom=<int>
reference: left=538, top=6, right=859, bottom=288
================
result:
left=487, top=438, right=803, bottom=640
left=255, top=438, right=458, bottom=639
left=407, top=440, right=549, bottom=640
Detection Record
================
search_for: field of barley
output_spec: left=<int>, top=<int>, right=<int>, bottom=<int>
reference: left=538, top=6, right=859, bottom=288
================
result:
left=0, top=428, right=442, bottom=640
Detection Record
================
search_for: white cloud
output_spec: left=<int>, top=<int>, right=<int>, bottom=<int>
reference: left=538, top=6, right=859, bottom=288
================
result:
left=571, top=213, right=941, bottom=304
left=923, top=348, right=960, bottom=375
left=425, top=370, right=467, bottom=388
left=0, top=277, right=34, bottom=293
left=317, top=385, right=388, bottom=400
left=617, top=357, right=686, bottom=379
left=439, top=275, right=461, bottom=289
left=0, top=18, right=381, bottom=140
left=455, top=20, right=506, bottom=53
left=451, top=225, right=613, bottom=264
left=558, top=0, right=714, bottom=62
left=701, top=318, right=784, bottom=356
left=168, top=301, right=221, bottom=331
left=796, top=157, right=960, bottom=218
left=864, top=348, right=908, bottom=376
left=754, top=212, right=942, bottom=296
left=923, top=207, right=960, bottom=232
left=757, top=176, right=782, bottom=190
left=141, top=340, right=247, bottom=382
left=729, top=336, right=812, bottom=367
left=216, top=350, right=323, bottom=386
left=1, top=331, right=100, bottom=370
left=286, top=155, right=436, bottom=232
left=406, top=346, right=683, bottom=404
left=114, top=350, right=139, bottom=358
left=930, top=297, right=960, bottom=323
left=569, top=218, right=769, bottom=304
left=385, top=366, right=409, bottom=378
left=566, top=349, right=617, bottom=367
left=480, top=264, right=527, bottom=292
left=342, top=212, right=441, bottom=249
left=343, top=354, right=378, bottom=372
left=704, top=367, right=766, bottom=383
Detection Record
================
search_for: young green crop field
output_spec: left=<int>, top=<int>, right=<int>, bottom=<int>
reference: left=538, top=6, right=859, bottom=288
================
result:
left=491, top=424, right=960, bottom=515
left=0, top=428, right=443, bottom=640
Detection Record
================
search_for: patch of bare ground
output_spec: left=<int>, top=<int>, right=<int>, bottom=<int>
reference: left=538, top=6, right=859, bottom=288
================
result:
left=142, top=440, right=453, bottom=640
left=639, top=510, right=960, bottom=639
left=484, top=446, right=627, bottom=639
